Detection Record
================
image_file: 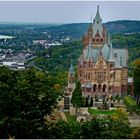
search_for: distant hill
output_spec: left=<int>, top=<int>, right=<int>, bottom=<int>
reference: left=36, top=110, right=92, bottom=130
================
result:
left=45, top=20, right=140, bottom=40
left=105, top=20, right=140, bottom=34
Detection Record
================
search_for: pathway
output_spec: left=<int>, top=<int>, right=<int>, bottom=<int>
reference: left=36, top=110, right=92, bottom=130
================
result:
left=128, top=113, right=140, bottom=127
left=60, top=111, right=67, bottom=121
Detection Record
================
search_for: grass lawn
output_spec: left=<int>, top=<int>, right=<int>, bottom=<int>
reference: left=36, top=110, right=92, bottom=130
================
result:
left=88, top=108, right=117, bottom=115
left=64, top=112, right=76, bottom=122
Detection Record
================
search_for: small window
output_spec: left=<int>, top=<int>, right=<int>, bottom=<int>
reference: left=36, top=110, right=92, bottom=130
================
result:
left=110, top=64, right=114, bottom=68
left=115, top=53, right=117, bottom=58
left=120, top=57, right=122, bottom=65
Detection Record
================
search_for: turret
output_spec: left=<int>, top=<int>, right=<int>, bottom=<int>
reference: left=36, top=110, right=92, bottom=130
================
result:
left=108, top=35, right=114, bottom=62
left=68, top=63, right=75, bottom=83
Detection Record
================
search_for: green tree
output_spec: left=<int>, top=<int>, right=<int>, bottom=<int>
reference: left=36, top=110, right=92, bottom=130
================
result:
left=71, top=81, right=83, bottom=108
left=80, top=117, right=132, bottom=139
left=47, top=120, right=81, bottom=139
left=0, top=67, right=60, bottom=138
left=133, top=59, right=140, bottom=97
left=71, top=81, right=83, bottom=116
left=90, top=97, right=93, bottom=107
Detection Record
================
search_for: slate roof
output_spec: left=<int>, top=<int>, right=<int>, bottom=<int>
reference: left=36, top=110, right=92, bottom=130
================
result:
left=82, top=43, right=127, bottom=68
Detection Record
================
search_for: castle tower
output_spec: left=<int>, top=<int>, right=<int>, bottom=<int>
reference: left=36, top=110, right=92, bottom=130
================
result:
left=82, top=5, right=107, bottom=49
left=78, top=6, right=128, bottom=98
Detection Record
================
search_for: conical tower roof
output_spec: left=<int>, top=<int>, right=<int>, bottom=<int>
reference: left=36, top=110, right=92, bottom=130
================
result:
left=93, top=5, right=103, bottom=37
left=95, top=5, right=101, bottom=22
left=86, top=38, right=93, bottom=62
left=69, top=63, right=74, bottom=75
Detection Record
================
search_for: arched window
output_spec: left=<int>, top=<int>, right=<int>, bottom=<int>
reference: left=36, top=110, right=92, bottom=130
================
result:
left=103, top=84, right=106, bottom=92
left=93, top=84, right=96, bottom=92
left=98, top=84, right=101, bottom=93
left=109, top=86, right=111, bottom=91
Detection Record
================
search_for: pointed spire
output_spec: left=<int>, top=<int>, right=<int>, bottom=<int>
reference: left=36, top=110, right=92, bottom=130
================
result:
left=95, top=5, right=101, bottom=23
left=90, top=12, right=93, bottom=23
left=93, top=5, right=103, bottom=37
left=69, top=62, right=74, bottom=75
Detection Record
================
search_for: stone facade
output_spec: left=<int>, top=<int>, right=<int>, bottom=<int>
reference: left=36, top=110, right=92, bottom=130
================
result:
left=77, top=6, right=128, bottom=98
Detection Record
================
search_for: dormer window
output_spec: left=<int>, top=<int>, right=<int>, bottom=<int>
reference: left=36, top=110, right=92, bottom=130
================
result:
left=110, top=63, right=114, bottom=68
left=115, top=53, right=117, bottom=58
left=120, top=57, right=122, bottom=65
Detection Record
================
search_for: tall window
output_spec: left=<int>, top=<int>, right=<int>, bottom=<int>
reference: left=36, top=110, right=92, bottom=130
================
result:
left=86, top=73, right=90, bottom=79
left=113, top=72, right=115, bottom=79
left=93, top=84, right=96, bottom=92
left=103, top=84, right=106, bottom=92
left=120, top=57, right=122, bottom=66
left=98, top=84, right=101, bottom=92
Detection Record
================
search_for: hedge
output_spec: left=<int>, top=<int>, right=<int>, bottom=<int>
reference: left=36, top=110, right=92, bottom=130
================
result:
left=124, top=96, right=139, bottom=112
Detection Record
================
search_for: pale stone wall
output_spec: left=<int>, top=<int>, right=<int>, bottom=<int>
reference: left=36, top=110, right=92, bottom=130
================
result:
left=70, top=106, right=76, bottom=116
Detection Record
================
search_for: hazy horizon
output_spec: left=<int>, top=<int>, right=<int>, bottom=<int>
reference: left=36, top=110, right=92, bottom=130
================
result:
left=0, top=1, right=140, bottom=24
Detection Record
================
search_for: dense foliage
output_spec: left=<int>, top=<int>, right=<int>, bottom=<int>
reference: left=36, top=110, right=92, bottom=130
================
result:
left=0, top=67, right=60, bottom=138
left=43, top=116, right=132, bottom=139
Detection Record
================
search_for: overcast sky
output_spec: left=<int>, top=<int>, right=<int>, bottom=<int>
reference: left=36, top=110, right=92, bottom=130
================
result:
left=0, top=1, right=140, bottom=23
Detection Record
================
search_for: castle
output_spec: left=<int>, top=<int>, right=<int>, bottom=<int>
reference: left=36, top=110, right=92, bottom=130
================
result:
left=69, top=6, right=128, bottom=99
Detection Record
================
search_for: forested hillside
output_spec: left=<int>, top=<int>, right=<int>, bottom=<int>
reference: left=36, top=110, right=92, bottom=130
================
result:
left=45, top=20, right=140, bottom=40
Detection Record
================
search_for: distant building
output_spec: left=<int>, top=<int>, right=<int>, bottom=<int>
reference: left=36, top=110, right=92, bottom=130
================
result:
left=0, top=61, right=26, bottom=70
left=76, top=6, right=128, bottom=98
